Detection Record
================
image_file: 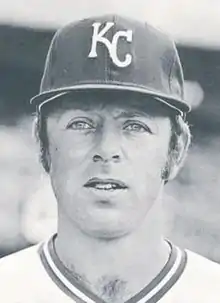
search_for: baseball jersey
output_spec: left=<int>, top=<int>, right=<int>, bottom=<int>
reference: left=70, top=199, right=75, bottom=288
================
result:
left=0, top=234, right=220, bottom=303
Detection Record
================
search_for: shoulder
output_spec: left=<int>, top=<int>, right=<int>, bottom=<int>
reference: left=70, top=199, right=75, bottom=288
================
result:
left=0, top=241, right=71, bottom=303
left=0, top=244, right=49, bottom=302
left=0, top=244, right=41, bottom=275
left=168, top=249, right=220, bottom=302
left=185, top=249, right=220, bottom=279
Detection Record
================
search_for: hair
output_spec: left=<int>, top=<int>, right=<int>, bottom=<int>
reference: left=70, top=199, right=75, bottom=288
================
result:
left=163, top=112, right=191, bottom=181
left=34, top=94, right=191, bottom=181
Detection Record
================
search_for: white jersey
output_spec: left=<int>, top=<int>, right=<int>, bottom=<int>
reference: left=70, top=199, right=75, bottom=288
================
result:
left=0, top=235, right=220, bottom=303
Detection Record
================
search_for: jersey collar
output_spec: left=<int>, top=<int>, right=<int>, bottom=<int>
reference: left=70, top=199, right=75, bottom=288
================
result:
left=39, top=235, right=187, bottom=303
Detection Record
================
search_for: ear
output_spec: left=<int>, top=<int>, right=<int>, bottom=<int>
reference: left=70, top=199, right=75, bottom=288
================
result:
left=33, top=115, right=51, bottom=173
left=40, top=144, right=51, bottom=173
left=163, top=128, right=191, bottom=182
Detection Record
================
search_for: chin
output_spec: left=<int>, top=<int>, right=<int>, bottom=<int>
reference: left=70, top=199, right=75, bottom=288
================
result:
left=73, top=207, right=141, bottom=240
left=78, top=216, right=132, bottom=240
left=78, top=217, right=135, bottom=240
left=82, top=227, right=130, bottom=240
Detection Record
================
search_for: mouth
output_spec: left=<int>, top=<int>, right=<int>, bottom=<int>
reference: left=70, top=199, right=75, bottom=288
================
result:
left=84, top=178, right=128, bottom=191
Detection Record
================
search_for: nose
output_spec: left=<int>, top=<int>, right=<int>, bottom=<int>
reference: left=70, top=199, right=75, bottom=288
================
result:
left=93, top=128, right=122, bottom=163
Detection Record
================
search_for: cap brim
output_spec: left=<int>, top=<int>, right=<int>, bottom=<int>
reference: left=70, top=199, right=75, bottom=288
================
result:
left=30, top=83, right=191, bottom=114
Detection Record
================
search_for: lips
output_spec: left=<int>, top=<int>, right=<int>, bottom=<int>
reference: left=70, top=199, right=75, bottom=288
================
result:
left=84, top=178, right=128, bottom=191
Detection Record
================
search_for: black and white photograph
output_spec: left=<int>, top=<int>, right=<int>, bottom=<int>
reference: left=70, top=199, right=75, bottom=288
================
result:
left=0, top=1, right=220, bottom=302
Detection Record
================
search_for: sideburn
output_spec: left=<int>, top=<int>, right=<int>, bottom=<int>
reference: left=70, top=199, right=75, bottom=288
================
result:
left=36, top=110, right=51, bottom=173
left=161, top=117, right=179, bottom=183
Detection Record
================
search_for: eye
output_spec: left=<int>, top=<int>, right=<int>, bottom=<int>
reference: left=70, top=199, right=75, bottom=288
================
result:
left=123, top=121, right=152, bottom=133
left=66, top=119, right=95, bottom=131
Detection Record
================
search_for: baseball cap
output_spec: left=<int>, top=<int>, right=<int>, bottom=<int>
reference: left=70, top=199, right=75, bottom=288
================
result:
left=30, top=14, right=191, bottom=115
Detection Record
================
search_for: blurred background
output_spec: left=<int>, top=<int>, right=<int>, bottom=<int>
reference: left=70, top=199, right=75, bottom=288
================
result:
left=0, top=0, right=220, bottom=261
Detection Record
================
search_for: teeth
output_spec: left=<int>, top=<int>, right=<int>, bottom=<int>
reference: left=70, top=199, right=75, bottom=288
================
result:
left=85, top=180, right=127, bottom=190
left=91, top=183, right=122, bottom=190
left=94, top=183, right=115, bottom=190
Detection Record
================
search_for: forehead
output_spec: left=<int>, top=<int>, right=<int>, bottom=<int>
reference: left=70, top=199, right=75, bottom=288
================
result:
left=42, top=90, right=172, bottom=118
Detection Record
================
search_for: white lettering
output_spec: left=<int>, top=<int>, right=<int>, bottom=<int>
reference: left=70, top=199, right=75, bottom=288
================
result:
left=88, top=22, right=133, bottom=68
left=111, top=30, right=133, bottom=68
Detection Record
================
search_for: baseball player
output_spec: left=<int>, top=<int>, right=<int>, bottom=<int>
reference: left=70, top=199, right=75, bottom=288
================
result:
left=1, top=14, right=220, bottom=303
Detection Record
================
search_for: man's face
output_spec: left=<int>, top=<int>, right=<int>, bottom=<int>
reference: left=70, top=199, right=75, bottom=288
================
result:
left=46, top=92, right=172, bottom=239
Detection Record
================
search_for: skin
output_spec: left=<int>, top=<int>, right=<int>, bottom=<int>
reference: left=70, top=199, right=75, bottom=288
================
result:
left=43, top=92, right=182, bottom=302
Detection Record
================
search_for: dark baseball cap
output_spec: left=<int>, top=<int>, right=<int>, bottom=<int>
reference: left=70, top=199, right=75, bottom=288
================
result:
left=30, top=14, right=191, bottom=114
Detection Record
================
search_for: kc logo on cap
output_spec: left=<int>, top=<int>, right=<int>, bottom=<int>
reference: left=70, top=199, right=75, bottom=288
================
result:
left=88, top=22, right=133, bottom=68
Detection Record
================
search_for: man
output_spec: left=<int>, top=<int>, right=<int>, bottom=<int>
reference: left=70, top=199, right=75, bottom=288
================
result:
left=1, top=14, right=220, bottom=303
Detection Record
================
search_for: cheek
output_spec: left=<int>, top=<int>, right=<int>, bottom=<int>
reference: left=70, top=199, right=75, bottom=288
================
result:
left=125, top=136, right=169, bottom=176
left=48, top=133, right=99, bottom=201
left=49, top=132, right=95, bottom=172
left=49, top=145, right=84, bottom=211
left=121, top=137, right=169, bottom=205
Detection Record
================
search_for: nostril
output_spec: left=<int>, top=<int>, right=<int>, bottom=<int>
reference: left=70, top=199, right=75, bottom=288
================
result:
left=112, top=155, right=120, bottom=162
left=93, top=155, right=103, bottom=162
left=93, top=154, right=120, bottom=163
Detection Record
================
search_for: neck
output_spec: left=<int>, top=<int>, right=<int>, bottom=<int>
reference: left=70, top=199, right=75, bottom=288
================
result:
left=54, top=198, right=170, bottom=301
